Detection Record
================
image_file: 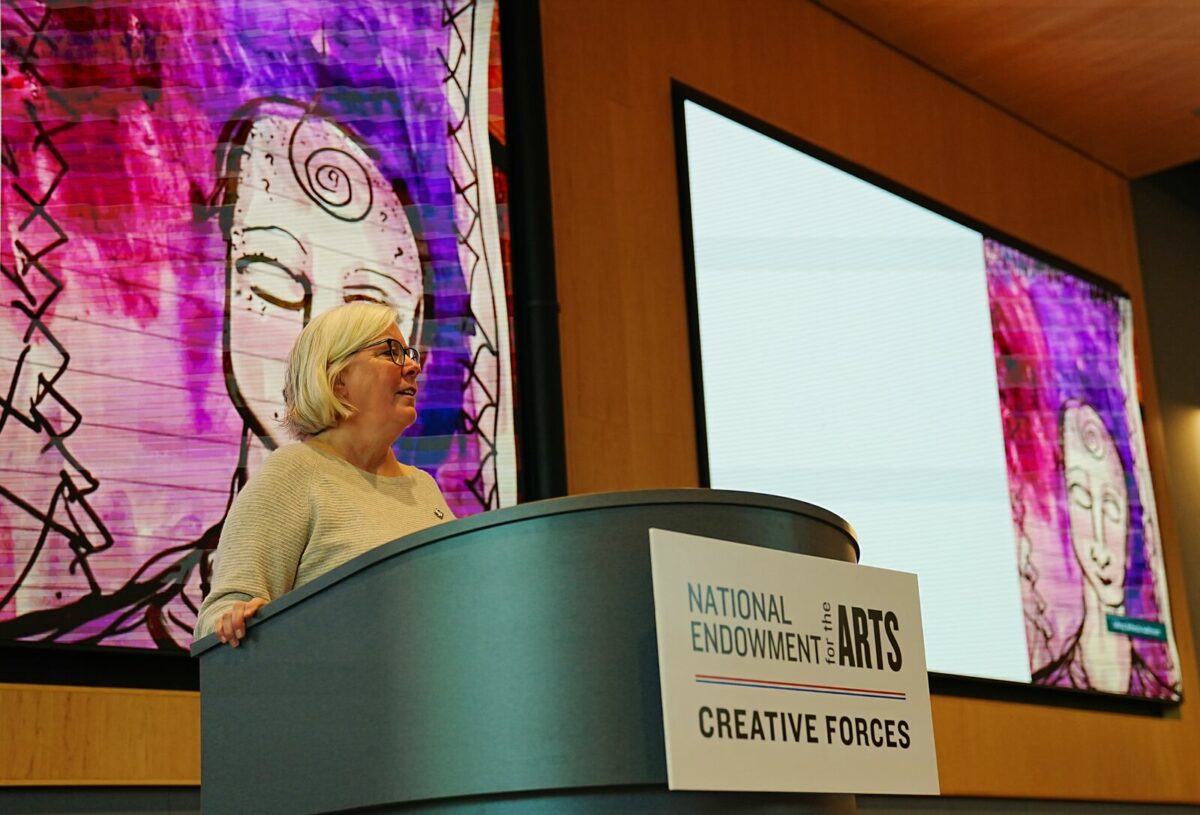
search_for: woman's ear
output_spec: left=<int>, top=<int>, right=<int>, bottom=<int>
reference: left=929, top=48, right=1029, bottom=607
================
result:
left=331, top=371, right=348, bottom=400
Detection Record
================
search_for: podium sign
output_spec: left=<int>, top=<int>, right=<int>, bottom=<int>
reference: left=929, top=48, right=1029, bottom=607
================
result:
left=650, top=528, right=939, bottom=795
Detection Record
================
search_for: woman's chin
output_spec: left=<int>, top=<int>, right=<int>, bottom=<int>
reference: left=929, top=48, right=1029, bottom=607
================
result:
left=392, top=405, right=418, bottom=433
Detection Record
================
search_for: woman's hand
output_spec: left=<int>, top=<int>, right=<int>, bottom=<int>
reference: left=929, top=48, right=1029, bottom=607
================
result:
left=216, top=597, right=268, bottom=647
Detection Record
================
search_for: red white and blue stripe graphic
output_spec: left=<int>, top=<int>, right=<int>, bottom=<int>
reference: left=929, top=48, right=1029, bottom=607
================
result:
left=695, top=673, right=906, bottom=701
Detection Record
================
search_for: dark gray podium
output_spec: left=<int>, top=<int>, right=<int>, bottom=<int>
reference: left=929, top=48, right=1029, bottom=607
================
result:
left=192, top=489, right=860, bottom=814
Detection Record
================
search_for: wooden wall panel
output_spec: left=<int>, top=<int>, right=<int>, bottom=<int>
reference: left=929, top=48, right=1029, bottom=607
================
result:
left=540, top=0, right=1200, bottom=803
left=1, top=684, right=199, bottom=784
left=818, top=0, right=1200, bottom=178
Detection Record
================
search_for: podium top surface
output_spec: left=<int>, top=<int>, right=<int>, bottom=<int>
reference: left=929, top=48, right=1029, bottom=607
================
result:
left=192, top=488, right=857, bottom=656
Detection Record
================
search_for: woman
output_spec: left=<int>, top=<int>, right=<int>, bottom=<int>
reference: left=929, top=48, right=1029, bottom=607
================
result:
left=1031, top=399, right=1176, bottom=697
left=194, top=301, right=455, bottom=646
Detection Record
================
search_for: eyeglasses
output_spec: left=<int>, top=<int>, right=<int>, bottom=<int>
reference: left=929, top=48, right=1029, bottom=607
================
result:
left=351, top=338, right=422, bottom=367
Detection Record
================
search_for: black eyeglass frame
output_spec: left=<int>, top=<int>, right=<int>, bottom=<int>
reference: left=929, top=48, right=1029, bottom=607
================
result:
left=346, top=338, right=422, bottom=367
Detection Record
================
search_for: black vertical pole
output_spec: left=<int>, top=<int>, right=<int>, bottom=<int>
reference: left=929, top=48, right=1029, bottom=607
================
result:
left=499, top=0, right=568, bottom=500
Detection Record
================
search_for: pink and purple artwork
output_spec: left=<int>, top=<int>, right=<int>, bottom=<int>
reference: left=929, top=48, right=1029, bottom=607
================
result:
left=986, top=239, right=1180, bottom=700
left=1, top=0, right=516, bottom=650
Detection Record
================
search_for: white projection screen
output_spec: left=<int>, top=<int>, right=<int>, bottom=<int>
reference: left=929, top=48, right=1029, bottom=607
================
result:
left=675, top=89, right=1182, bottom=702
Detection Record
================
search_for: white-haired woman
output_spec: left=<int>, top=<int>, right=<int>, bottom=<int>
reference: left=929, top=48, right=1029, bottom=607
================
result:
left=194, top=302, right=454, bottom=646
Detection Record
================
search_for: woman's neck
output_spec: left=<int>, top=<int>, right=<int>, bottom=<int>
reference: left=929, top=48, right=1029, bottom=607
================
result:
left=309, top=427, right=404, bottom=476
left=1077, top=580, right=1131, bottom=693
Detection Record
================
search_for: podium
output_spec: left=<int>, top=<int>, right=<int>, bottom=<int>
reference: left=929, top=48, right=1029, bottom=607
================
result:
left=192, top=489, right=860, bottom=814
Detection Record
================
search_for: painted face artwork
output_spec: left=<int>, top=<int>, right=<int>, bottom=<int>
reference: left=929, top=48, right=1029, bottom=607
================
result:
left=1062, top=401, right=1129, bottom=609
left=1, top=0, right=516, bottom=650
left=987, top=242, right=1180, bottom=699
left=225, top=107, right=424, bottom=447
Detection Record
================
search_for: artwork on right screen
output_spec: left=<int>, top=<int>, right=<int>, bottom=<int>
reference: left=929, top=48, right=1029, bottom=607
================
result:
left=675, top=88, right=1184, bottom=703
left=986, top=241, right=1181, bottom=700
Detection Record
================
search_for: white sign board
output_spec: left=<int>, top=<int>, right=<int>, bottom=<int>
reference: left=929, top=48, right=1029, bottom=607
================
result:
left=650, top=528, right=939, bottom=795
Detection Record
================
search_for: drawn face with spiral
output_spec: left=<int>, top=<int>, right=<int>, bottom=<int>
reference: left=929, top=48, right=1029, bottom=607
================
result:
left=1062, top=401, right=1129, bottom=609
left=223, top=107, right=423, bottom=445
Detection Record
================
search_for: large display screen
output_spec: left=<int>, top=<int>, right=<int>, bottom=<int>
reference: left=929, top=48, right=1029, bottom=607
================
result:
left=1, top=0, right=517, bottom=651
left=677, top=92, right=1182, bottom=701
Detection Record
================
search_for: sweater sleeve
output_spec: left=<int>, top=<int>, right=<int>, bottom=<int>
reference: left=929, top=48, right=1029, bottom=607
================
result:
left=193, top=449, right=313, bottom=641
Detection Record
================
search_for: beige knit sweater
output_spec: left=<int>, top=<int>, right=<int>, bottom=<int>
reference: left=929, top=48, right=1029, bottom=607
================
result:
left=194, top=442, right=455, bottom=641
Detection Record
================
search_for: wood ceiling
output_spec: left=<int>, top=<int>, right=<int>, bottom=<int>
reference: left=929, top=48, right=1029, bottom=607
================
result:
left=815, top=0, right=1200, bottom=179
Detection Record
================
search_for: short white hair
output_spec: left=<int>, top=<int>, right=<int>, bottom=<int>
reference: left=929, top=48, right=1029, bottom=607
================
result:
left=283, top=302, right=399, bottom=438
